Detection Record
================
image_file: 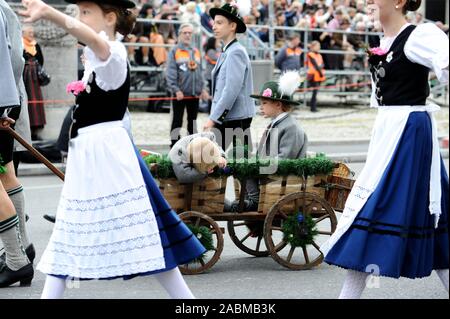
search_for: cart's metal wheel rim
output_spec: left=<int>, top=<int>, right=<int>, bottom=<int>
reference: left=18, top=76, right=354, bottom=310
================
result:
left=178, top=211, right=224, bottom=275
left=264, top=192, right=337, bottom=270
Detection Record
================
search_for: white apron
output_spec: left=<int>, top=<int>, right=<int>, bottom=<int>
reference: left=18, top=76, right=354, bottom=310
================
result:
left=37, top=121, right=166, bottom=279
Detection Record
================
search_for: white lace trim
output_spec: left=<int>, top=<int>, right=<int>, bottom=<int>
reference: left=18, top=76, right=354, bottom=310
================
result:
left=55, top=209, right=156, bottom=234
left=350, top=185, right=373, bottom=201
left=59, top=185, right=148, bottom=212
left=48, top=234, right=161, bottom=257
left=38, top=257, right=166, bottom=279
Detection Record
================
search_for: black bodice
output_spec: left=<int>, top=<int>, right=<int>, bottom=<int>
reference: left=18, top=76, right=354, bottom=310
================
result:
left=370, top=25, right=430, bottom=106
left=70, top=67, right=130, bottom=138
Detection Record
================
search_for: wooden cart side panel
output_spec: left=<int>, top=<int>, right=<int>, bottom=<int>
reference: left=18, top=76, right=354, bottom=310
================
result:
left=158, top=177, right=227, bottom=214
left=258, top=175, right=327, bottom=214
left=324, top=175, right=355, bottom=211
left=158, top=178, right=187, bottom=213
left=191, top=177, right=227, bottom=214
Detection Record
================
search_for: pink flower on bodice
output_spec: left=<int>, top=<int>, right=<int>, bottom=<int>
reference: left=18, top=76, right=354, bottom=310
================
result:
left=368, top=47, right=388, bottom=56
left=262, top=88, right=273, bottom=97
left=66, top=80, right=86, bottom=96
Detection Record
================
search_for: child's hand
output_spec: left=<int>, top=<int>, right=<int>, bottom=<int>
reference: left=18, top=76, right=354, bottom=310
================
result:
left=203, top=119, right=215, bottom=131
left=19, top=0, right=49, bottom=23
left=217, top=157, right=227, bottom=169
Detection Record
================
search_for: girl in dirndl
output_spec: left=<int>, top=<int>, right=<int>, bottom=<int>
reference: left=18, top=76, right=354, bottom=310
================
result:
left=321, top=0, right=449, bottom=298
left=22, top=24, right=46, bottom=140
left=20, top=0, right=205, bottom=299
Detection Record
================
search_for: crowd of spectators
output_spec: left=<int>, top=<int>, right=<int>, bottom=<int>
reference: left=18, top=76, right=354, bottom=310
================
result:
left=125, top=0, right=449, bottom=72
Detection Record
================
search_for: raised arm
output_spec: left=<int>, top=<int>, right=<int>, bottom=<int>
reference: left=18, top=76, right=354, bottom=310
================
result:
left=19, top=0, right=111, bottom=61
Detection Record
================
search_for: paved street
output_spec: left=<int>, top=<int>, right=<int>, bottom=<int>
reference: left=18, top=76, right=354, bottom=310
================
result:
left=1, top=161, right=448, bottom=299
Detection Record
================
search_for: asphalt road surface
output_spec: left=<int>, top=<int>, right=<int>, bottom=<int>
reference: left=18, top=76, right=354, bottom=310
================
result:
left=0, top=162, right=448, bottom=299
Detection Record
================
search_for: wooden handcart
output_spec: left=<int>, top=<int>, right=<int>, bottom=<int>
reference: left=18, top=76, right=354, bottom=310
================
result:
left=153, top=161, right=355, bottom=275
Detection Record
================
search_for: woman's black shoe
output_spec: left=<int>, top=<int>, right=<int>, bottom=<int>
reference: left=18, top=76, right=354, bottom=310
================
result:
left=0, top=263, right=34, bottom=288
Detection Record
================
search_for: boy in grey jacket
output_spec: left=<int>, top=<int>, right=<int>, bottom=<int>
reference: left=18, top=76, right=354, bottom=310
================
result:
left=226, top=72, right=307, bottom=214
left=203, top=1, right=255, bottom=153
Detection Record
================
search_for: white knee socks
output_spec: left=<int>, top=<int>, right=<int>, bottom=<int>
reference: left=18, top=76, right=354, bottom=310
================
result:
left=154, top=267, right=195, bottom=299
left=436, top=269, right=449, bottom=293
left=0, top=215, right=29, bottom=270
left=339, top=270, right=369, bottom=299
left=41, top=275, right=66, bottom=299
left=7, top=186, right=30, bottom=248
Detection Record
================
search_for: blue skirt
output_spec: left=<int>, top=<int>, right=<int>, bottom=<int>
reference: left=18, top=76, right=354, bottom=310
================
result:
left=325, top=112, right=449, bottom=279
left=51, top=146, right=206, bottom=281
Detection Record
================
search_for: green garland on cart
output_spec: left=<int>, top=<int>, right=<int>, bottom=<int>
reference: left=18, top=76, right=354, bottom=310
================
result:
left=143, top=154, right=174, bottom=179
left=186, top=224, right=215, bottom=263
left=143, top=153, right=335, bottom=180
left=0, top=155, right=6, bottom=174
left=282, top=212, right=319, bottom=248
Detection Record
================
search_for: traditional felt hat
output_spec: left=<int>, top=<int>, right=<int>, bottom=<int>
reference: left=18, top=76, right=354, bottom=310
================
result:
left=250, top=71, right=302, bottom=106
left=65, top=0, right=136, bottom=9
left=209, top=0, right=251, bottom=34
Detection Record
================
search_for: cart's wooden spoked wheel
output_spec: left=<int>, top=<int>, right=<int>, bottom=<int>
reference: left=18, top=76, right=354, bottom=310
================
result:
left=264, top=192, right=337, bottom=270
left=227, top=219, right=268, bottom=257
left=178, top=211, right=224, bottom=275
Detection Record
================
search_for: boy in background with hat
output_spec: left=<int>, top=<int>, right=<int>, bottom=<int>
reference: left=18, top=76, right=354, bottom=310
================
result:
left=203, top=0, right=256, bottom=155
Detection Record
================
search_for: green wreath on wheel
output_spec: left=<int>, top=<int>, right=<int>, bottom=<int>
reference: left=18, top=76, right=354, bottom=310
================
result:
left=187, top=224, right=215, bottom=263
left=282, top=212, right=319, bottom=248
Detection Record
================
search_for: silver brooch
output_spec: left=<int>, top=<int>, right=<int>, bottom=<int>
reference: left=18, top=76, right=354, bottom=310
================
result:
left=378, top=67, right=386, bottom=78
left=386, top=51, right=393, bottom=63
left=86, top=84, right=91, bottom=94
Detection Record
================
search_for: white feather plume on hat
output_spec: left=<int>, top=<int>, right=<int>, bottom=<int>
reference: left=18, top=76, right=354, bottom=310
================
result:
left=278, top=71, right=302, bottom=98
left=235, top=0, right=252, bottom=17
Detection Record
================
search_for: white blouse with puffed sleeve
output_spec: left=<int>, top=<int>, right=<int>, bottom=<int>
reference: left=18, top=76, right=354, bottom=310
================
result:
left=82, top=31, right=128, bottom=91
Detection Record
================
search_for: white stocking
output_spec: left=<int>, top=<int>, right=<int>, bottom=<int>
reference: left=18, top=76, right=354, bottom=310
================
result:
left=338, top=270, right=369, bottom=299
left=436, top=269, right=449, bottom=293
left=41, top=275, right=66, bottom=299
left=153, top=268, right=195, bottom=299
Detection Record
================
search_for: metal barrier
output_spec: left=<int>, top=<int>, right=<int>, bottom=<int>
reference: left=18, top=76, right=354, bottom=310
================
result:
left=127, top=19, right=382, bottom=107
left=90, top=17, right=450, bottom=107
left=9, top=2, right=447, bottom=109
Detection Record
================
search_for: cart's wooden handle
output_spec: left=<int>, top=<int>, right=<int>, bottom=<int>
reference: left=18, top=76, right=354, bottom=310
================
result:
left=324, top=183, right=353, bottom=191
left=1, top=117, right=15, bottom=128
